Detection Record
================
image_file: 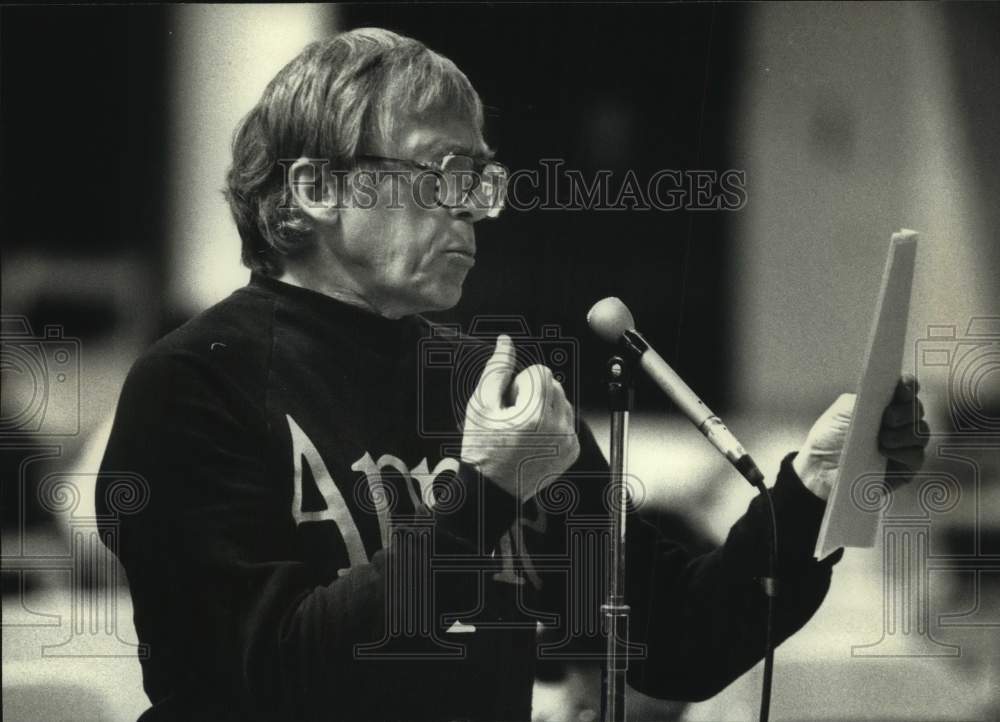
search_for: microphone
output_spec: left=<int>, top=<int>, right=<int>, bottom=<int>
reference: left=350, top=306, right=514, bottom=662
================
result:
left=587, top=297, right=765, bottom=488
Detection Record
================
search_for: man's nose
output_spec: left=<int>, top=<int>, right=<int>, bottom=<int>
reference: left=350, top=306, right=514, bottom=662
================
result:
left=446, top=199, right=491, bottom=224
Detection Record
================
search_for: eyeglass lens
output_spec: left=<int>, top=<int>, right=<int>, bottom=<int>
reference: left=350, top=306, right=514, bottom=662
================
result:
left=436, top=156, right=508, bottom=216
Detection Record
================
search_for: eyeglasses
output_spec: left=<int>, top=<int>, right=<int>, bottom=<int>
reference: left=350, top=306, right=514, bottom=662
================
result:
left=356, top=153, right=508, bottom=219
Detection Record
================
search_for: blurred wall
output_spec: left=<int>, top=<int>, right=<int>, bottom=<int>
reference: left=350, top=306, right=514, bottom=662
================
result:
left=732, top=2, right=998, bottom=420
left=167, top=4, right=337, bottom=314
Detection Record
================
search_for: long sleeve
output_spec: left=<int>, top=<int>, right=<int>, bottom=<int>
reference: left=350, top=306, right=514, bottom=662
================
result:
left=534, top=421, right=838, bottom=703
left=97, top=350, right=518, bottom=722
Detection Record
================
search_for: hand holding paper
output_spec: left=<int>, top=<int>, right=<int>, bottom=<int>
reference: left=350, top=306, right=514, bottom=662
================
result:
left=794, top=377, right=930, bottom=502
left=878, top=375, right=930, bottom=483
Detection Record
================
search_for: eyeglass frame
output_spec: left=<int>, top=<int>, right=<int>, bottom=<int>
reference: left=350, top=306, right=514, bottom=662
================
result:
left=354, top=152, right=508, bottom=218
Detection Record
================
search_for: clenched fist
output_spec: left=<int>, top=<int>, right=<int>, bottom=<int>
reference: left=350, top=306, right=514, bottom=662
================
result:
left=460, top=334, right=581, bottom=501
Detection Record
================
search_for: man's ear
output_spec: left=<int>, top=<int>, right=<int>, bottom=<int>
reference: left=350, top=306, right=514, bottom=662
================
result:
left=285, top=156, right=341, bottom=225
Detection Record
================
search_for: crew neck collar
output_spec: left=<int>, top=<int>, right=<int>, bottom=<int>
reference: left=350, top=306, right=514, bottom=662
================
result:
left=247, top=273, right=425, bottom=353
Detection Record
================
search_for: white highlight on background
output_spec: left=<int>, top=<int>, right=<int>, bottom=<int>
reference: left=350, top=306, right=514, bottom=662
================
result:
left=731, top=2, right=989, bottom=415
left=167, top=4, right=337, bottom=313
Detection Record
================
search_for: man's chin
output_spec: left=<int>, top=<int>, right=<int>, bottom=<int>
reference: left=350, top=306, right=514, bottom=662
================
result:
left=407, top=283, right=464, bottom=315
left=427, top=290, right=463, bottom=313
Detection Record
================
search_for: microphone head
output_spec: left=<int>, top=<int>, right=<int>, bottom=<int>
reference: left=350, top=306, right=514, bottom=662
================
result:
left=586, top=297, right=635, bottom=343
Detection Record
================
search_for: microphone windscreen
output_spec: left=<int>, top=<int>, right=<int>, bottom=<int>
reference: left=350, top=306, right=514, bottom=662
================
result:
left=586, top=297, right=635, bottom=343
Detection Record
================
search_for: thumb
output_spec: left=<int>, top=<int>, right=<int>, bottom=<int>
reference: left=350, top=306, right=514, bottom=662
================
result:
left=807, top=393, right=855, bottom=448
left=476, top=334, right=516, bottom=407
left=829, top=393, right=856, bottom=424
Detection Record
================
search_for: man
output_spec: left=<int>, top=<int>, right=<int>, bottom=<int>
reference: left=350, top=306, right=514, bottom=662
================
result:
left=98, top=28, right=928, bottom=722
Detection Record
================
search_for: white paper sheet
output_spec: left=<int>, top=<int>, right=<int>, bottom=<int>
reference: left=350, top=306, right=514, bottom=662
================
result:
left=815, top=230, right=919, bottom=559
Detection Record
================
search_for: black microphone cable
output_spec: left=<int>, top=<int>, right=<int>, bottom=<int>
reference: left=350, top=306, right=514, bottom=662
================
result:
left=751, top=475, right=779, bottom=722
left=730, top=460, right=779, bottom=722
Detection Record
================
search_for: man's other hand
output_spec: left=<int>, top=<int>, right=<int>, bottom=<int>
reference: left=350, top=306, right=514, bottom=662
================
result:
left=460, top=334, right=580, bottom=501
left=878, top=374, right=930, bottom=488
left=793, top=375, right=929, bottom=501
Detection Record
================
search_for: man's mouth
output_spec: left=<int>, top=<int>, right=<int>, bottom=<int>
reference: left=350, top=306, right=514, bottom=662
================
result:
left=443, top=249, right=476, bottom=266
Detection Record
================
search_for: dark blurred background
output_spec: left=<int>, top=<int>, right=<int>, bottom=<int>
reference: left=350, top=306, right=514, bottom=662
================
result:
left=342, top=3, right=748, bottom=412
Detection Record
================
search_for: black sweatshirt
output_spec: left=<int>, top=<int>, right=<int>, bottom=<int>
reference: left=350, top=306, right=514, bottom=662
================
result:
left=97, top=274, right=839, bottom=722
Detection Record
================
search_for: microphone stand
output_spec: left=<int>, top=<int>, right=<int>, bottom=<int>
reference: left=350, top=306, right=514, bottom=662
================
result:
left=601, top=354, right=633, bottom=722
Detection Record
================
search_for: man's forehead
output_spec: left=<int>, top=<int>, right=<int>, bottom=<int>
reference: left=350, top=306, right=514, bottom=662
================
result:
left=390, top=114, right=490, bottom=159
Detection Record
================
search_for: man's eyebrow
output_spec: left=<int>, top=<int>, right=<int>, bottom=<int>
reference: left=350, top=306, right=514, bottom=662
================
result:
left=418, top=138, right=495, bottom=159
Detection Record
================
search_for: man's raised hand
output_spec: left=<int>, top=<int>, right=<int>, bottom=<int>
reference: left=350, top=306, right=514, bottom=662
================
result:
left=460, top=334, right=580, bottom=501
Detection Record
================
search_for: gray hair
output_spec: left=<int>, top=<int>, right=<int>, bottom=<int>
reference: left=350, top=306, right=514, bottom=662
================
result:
left=225, top=28, right=486, bottom=276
